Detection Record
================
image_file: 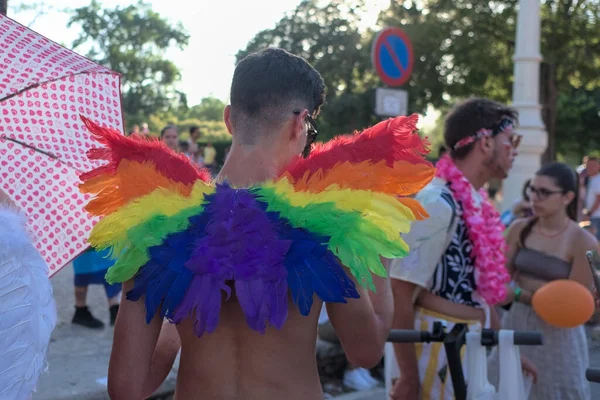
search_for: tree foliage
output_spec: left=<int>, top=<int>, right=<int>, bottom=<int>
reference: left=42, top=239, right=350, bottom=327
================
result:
left=239, top=0, right=600, bottom=160
left=236, top=0, right=382, bottom=140
left=382, top=0, right=600, bottom=161
left=144, top=96, right=230, bottom=141
left=68, top=0, right=190, bottom=125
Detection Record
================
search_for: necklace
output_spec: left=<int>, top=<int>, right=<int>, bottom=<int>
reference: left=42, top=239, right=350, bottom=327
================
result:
left=435, top=155, right=510, bottom=305
left=536, top=220, right=570, bottom=238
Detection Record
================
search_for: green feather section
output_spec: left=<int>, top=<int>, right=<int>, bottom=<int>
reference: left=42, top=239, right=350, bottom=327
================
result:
left=253, top=187, right=409, bottom=291
left=104, top=205, right=205, bottom=284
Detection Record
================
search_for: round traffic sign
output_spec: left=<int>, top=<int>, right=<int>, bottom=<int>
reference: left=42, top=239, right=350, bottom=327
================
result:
left=371, top=27, right=414, bottom=87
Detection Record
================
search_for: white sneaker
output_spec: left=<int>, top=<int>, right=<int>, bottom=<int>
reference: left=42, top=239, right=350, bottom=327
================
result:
left=358, top=368, right=379, bottom=386
left=343, top=368, right=378, bottom=391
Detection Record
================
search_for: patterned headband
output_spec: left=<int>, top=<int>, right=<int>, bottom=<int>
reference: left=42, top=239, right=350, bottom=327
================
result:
left=452, top=117, right=515, bottom=151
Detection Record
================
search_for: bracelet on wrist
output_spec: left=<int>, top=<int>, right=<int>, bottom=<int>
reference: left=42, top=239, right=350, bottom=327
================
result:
left=513, top=287, right=522, bottom=303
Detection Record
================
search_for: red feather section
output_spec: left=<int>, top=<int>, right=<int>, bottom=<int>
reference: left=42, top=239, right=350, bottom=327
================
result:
left=282, top=114, right=431, bottom=181
left=79, top=115, right=211, bottom=184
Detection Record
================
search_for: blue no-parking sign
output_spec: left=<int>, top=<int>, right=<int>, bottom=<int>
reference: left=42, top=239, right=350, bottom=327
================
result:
left=371, top=27, right=414, bottom=87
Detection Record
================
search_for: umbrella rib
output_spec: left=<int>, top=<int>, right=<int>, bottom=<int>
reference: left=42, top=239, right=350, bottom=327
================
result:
left=1, top=136, right=85, bottom=174
left=0, top=71, right=116, bottom=102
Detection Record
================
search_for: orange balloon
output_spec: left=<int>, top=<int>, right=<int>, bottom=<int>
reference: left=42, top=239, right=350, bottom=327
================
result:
left=532, top=279, right=595, bottom=328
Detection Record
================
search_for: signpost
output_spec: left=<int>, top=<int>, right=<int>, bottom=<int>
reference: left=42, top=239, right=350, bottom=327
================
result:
left=375, top=88, right=408, bottom=117
left=372, top=27, right=413, bottom=118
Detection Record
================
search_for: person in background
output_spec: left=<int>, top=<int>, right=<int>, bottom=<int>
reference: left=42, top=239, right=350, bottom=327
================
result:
left=502, top=179, right=534, bottom=227
left=203, top=142, right=217, bottom=174
left=179, top=141, right=192, bottom=159
left=141, top=123, right=150, bottom=136
left=196, top=145, right=205, bottom=167
left=577, top=155, right=589, bottom=176
left=0, top=189, right=57, bottom=399
left=71, top=248, right=121, bottom=329
left=583, top=156, right=600, bottom=240
left=188, top=126, right=201, bottom=159
left=488, top=162, right=596, bottom=399
left=160, top=125, right=179, bottom=151
left=127, top=124, right=140, bottom=136
left=385, top=98, right=535, bottom=400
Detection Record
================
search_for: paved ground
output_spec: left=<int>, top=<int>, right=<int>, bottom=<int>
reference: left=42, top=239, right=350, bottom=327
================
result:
left=33, top=264, right=177, bottom=400
left=32, top=264, right=600, bottom=399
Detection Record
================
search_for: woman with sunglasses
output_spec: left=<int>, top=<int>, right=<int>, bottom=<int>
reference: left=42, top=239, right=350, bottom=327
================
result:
left=489, top=162, right=598, bottom=399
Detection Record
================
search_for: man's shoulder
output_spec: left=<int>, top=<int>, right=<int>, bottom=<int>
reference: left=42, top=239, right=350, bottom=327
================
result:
left=415, top=178, right=456, bottom=215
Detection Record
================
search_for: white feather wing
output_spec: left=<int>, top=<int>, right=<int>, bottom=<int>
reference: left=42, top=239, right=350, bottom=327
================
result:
left=0, top=206, right=57, bottom=400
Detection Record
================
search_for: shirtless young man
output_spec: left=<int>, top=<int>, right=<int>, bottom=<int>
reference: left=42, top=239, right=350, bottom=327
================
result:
left=107, top=48, right=395, bottom=400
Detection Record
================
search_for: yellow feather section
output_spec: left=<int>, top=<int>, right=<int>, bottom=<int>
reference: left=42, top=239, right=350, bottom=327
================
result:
left=89, top=181, right=214, bottom=252
left=265, top=178, right=416, bottom=246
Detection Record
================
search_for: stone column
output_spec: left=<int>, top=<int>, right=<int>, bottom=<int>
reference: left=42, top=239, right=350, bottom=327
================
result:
left=501, top=0, right=547, bottom=212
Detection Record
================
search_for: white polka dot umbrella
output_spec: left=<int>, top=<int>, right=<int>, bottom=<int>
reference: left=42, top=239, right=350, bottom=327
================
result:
left=0, top=14, right=124, bottom=277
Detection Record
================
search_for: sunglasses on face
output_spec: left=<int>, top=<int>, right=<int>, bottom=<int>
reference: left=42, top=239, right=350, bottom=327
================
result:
left=293, top=109, right=318, bottom=157
left=491, top=117, right=522, bottom=149
left=504, top=133, right=522, bottom=149
left=526, top=185, right=564, bottom=200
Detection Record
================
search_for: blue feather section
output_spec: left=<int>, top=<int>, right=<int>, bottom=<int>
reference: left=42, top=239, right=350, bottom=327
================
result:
left=126, top=183, right=362, bottom=337
left=256, top=198, right=360, bottom=315
left=126, top=205, right=211, bottom=324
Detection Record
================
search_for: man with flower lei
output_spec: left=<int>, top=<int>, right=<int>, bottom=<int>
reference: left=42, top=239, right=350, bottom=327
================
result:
left=385, top=98, right=537, bottom=399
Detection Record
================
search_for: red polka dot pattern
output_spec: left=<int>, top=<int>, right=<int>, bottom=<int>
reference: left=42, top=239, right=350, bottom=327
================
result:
left=0, top=15, right=123, bottom=277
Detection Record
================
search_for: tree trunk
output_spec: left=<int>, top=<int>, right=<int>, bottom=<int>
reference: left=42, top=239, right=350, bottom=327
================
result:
left=0, top=0, right=7, bottom=16
left=540, top=62, right=558, bottom=164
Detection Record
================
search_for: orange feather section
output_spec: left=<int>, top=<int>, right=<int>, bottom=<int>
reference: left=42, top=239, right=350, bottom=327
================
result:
left=80, top=159, right=194, bottom=216
left=79, top=115, right=211, bottom=186
left=396, top=198, right=429, bottom=220
left=283, top=160, right=435, bottom=197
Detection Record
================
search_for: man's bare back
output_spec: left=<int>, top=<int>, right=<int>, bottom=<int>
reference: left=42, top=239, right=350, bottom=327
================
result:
left=175, top=293, right=323, bottom=400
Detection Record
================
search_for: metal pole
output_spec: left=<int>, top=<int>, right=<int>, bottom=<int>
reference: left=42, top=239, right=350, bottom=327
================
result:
left=500, top=0, right=547, bottom=212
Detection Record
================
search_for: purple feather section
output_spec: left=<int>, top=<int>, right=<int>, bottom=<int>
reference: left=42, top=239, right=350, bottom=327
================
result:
left=172, top=185, right=291, bottom=336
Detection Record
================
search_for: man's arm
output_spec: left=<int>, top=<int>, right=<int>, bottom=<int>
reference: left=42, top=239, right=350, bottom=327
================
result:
left=391, top=279, right=419, bottom=380
left=589, top=193, right=600, bottom=216
left=108, top=280, right=178, bottom=400
left=389, top=194, right=455, bottom=395
left=141, top=321, right=181, bottom=397
left=326, top=257, right=393, bottom=368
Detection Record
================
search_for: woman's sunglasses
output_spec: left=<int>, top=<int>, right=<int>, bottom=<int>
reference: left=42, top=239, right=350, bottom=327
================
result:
left=293, top=109, right=318, bottom=157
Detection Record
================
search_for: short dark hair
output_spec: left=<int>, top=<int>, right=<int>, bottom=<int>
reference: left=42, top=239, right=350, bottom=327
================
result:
left=160, top=124, right=177, bottom=138
left=189, top=126, right=200, bottom=136
left=444, top=98, right=518, bottom=160
left=230, top=48, right=326, bottom=143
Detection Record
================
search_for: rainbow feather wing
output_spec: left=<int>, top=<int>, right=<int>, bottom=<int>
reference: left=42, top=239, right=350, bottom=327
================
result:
left=78, top=116, right=213, bottom=282
left=126, top=184, right=359, bottom=336
left=271, top=114, right=435, bottom=288
left=78, top=114, right=433, bottom=337
left=79, top=116, right=211, bottom=217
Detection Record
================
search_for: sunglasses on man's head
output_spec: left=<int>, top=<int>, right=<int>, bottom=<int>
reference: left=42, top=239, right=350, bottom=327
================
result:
left=293, top=109, right=318, bottom=157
